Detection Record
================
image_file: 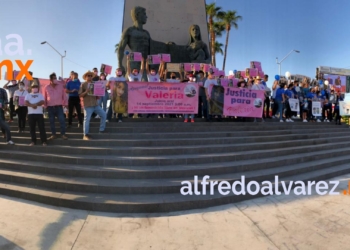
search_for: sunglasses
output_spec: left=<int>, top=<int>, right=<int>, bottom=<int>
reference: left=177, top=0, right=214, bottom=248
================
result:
left=86, top=75, right=93, bottom=77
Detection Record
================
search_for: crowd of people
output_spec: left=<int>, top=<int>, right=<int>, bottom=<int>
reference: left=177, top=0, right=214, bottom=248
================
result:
left=0, top=62, right=346, bottom=146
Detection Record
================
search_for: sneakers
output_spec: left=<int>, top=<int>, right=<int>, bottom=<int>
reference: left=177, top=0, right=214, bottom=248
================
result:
left=280, top=120, right=284, bottom=122
left=287, top=119, right=294, bottom=122
left=118, top=120, right=122, bottom=123
left=317, top=119, right=321, bottom=122
left=106, top=120, right=109, bottom=123
left=48, top=135, right=57, bottom=140
left=324, top=119, right=329, bottom=123
left=95, top=115, right=100, bottom=119
left=191, top=119, right=195, bottom=123
left=83, top=135, right=91, bottom=140
left=7, top=140, right=15, bottom=145
left=303, top=119, right=308, bottom=122
left=62, top=135, right=68, bottom=140
left=291, top=116, right=297, bottom=119
left=184, top=119, right=188, bottom=123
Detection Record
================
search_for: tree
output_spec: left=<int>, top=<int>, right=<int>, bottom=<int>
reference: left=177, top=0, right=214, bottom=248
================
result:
left=214, top=41, right=224, bottom=55
left=115, top=43, right=119, bottom=53
left=221, top=11, right=242, bottom=71
left=206, top=3, right=225, bottom=67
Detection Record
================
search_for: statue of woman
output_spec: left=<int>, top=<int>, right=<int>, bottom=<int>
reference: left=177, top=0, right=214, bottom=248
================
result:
left=187, top=24, right=210, bottom=63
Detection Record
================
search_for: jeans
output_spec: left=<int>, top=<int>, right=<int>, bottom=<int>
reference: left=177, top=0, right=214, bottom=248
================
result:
left=98, top=91, right=109, bottom=112
left=263, top=96, right=270, bottom=118
left=28, top=114, right=47, bottom=143
left=198, top=96, right=208, bottom=118
left=16, top=106, right=27, bottom=130
left=84, top=105, right=106, bottom=135
left=184, top=114, right=194, bottom=119
left=47, top=106, right=66, bottom=136
left=9, top=97, right=15, bottom=120
left=68, top=96, right=83, bottom=125
left=276, top=100, right=284, bottom=120
left=0, top=111, right=11, bottom=142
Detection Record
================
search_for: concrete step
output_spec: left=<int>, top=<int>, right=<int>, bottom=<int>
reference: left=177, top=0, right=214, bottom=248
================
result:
left=1, top=140, right=350, bottom=167
left=0, top=163, right=349, bottom=213
left=0, top=146, right=349, bottom=179
left=3, top=135, right=350, bottom=156
left=0, top=153, right=349, bottom=195
left=7, top=130, right=348, bottom=147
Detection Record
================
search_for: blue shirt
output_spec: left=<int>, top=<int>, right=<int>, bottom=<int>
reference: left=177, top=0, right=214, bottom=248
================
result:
left=261, top=80, right=267, bottom=87
left=284, top=89, right=293, bottom=98
left=66, top=80, right=81, bottom=97
left=275, top=88, right=285, bottom=101
left=306, top=92, right=316, bottom=100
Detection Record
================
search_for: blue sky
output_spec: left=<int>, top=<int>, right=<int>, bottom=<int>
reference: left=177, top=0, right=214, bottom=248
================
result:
left=1, top=0, right=350, bottom=88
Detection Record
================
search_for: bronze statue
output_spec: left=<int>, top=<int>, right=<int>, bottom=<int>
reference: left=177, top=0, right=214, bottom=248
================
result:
left=187, top=24, right=210, bottom=63
left=118, top=6, right=151, bottom=73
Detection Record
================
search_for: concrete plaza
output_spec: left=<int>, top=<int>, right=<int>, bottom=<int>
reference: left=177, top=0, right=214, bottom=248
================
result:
left=1, top=174, right=350, bottom=250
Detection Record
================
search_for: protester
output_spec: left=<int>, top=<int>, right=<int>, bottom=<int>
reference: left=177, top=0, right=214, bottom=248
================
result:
left=283, top=83, right=295, bottom=122
left=262, top=75, right=271, bottom=118
left=197, top=70, right=207, bottom=118
left=25, top=82, right=47, bottom=146
left=96, top=72, right=109, bottom=116
left=66, top=72, right=83, bottom=128
left=44, top=73, right=68, bottom=140
left=79, top=71, right=106, bottom=140
left=3, top=80, right=19, bottom=122
left=106, top=68, right=126, bottom=122
left=271, top=78, right=280, bottom=118
left=204, top=70, right=222, bottom=122
left=334, top=92, right=343, bottom=125
left=275, top=82, right=286, bottom=122
left=0, top=85, right=14, bottom=145
left=13, top=81, right=28, bottom=132
left=146, top=60, right=162, bottom=82
left=127, top=56, right=144, bottom=82
left=183, top=75, right=196, bottom=123
left=252, top=76, right=266, bottom=122
left=92, top=67, right=100, bottom=81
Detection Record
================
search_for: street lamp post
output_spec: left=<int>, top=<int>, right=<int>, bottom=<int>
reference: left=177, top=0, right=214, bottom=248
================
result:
left=41, top=41, right=66, bottom=78
left=276, top=50, right=300, bottom=76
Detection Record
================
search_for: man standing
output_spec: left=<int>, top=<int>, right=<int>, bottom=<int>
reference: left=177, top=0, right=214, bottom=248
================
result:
left=66, top=72, right=83, bottom=128
left=0, top=85, right=14, bottom=144
left=196, top=71, right=207, bottom=118
left=3, top=80, right=19, bottom=122
left=204, top=70, right=222, bottom=122
left=261, top=75, right=271, bottom=119
left=44, top=73, right=68, bottom=140
left=79, top=71, right=106, bottom=140
left=92, top=67, right=100, bottom=81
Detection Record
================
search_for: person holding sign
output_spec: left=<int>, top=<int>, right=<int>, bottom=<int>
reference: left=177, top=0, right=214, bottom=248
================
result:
left=3, top=80, right=19, bottom=122
left=13, top=82, right=28, bottom=132
left=97, top=73, right=109, bottom=115
left=79, top=71, right=106, bottom=140
left=0, top=86, right=14, bottom=145
left=66, top=72, right=83, bottom=128
left=283, top=83, right=295, bottom=123
left=146, top=60, right=161, bottom=82
left=127, top=55, right=144, bottom=82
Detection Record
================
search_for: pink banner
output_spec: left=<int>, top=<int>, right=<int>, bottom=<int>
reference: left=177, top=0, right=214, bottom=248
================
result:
left=202, top=64, right=211, bottom=72
left=218, top=70, right=225, bottom=77
left=250, top=61, right=262, bottom=71
left=130, top=52, right=143, bottom=62
left=92, top=81, right=107, bottom=96
left=258, top=70, right=264, bottom=78
left=223, top=87, right=264, bottom=118
left=38, top=79, right=50, bottom=95
left=128, top=82, right=198, bottom=114
left=219, top=79, right=228, bottom=87
left=159, top=54, right=171, bottom=62
left=241, top=71, right=246, bottom=78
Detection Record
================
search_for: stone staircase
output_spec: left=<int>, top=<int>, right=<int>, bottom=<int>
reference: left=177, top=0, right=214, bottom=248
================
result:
left=0, top=118, right=349, bottom=213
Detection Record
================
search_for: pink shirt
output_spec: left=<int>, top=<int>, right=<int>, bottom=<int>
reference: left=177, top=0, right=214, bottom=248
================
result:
left=44, top=83, right=68, bottom=107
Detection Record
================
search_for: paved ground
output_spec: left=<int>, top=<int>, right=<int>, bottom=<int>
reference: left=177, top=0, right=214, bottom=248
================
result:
left=1, top=174, right=350, bottom=250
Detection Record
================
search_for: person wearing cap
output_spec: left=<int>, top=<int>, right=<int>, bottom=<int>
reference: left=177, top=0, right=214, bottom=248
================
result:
left=44, top=73, right=68, bottom=140
left=25, top=82, right=47, bottom=146
left=92, top=67, right=100, bottom=81
left=0, top=85, right=15, bottom=145
left=79, top=71, right=106, bottom=140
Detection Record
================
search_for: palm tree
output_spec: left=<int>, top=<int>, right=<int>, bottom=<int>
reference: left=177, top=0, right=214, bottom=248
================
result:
left=214, top=41, right=224, bottom=55
left=206, top=3, right=225, bottom=67
left=115, top=43, right=119, bottom=53
left=221, top=11, right=242, bottom=71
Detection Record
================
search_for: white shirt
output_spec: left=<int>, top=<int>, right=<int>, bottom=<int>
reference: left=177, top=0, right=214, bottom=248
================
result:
left=204, top=79, right=218, bottom=89
left=147, top=74, right=160, bottom=82
left=25, top=92, right=44, bottom=114
left=109, top=76, right=126, bottom=82
left=128, top=73, right=142, bottom=82
left=252, top=83, right=265, bottom=91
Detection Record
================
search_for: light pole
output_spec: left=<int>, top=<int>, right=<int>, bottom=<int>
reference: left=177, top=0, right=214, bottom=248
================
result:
left=276, top=50, right=300, bottom=76
left=41, top=41, right=66, bottom=78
